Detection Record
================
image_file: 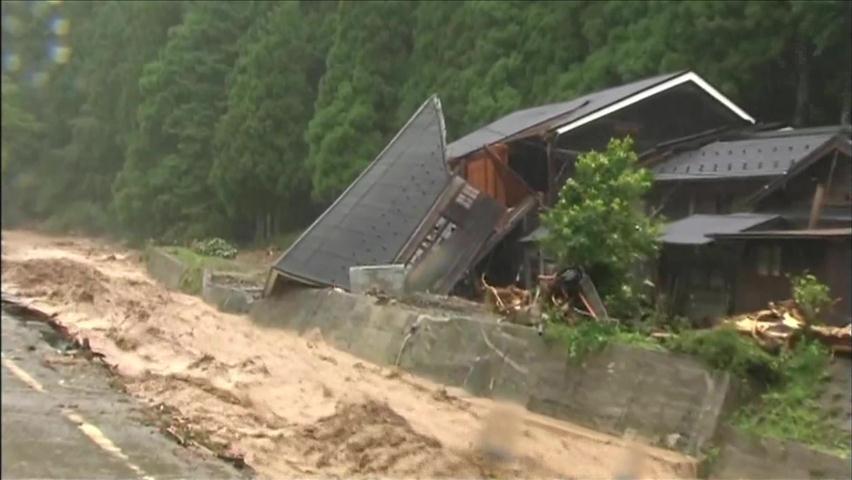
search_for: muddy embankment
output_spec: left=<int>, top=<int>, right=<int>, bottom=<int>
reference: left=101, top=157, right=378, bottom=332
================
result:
left=0, top=230, right=697, bottom=479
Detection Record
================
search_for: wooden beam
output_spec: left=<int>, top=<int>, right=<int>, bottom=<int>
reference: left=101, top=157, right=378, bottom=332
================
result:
left=808, top=151, right=838, bottom=229
left=808, top=184, right=826, bottom=229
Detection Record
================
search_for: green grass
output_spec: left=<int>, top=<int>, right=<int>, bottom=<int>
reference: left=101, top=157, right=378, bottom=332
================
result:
left=732, top=339, right=850, bottom=457
left=243, top=230, right=303, bottom=251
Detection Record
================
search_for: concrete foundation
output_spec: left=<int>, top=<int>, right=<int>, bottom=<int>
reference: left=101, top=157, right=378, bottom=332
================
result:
left=349, top=265, right=408, bottom=296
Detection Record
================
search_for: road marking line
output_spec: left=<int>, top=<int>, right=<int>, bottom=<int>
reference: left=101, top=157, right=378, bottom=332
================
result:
left=1, top=355, right=45, bottom=392
left=64, top=411, right=156, bottom=480
left=0, top=355, right=154, bottom=480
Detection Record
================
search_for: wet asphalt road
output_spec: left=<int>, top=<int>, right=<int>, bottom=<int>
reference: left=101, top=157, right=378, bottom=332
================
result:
left=1, top=307, right=245, bottom=479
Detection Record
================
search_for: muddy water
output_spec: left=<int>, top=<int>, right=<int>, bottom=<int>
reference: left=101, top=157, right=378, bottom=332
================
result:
left=0, top=229, right=699, bottom=479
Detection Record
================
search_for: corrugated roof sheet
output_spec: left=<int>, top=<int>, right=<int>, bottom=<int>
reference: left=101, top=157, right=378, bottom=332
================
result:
left=447, top=72, right=683, bottom=160
left=662, top=213, right=779, bottom=245
left=651, top=133, right=838, bottom=181
left=272, top=96, right=450, bottom=289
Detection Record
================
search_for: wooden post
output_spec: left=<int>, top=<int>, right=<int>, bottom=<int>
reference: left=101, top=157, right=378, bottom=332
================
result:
left=808, top=184, right=826, bottom=229
left=546, top=135, right=555, bottom=206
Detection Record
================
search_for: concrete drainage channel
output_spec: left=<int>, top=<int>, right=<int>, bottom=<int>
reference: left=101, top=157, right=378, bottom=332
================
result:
left=144, top=247, right=852, bottom=480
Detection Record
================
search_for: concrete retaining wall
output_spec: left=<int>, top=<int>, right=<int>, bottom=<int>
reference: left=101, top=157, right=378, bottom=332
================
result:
left=201, top=271, right=262, bottom=314
left=144, top=248, right=187, bottom=291
left=712, top=426, right=852, bottom=479
left=250, top=287, right=733, bottom=454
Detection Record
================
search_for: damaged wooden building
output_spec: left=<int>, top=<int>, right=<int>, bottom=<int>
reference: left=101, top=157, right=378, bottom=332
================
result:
left=649, top=126, right=851, bottom=324
left=265, top=70, right=851, bottom=324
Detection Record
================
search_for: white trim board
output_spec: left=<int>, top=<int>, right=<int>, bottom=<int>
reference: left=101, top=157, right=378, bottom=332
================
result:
left=555, top=71, right=756, bottom=136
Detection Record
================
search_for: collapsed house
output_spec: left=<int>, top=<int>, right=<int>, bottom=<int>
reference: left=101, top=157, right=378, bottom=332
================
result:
left=265, top=70, right=850, bottom=324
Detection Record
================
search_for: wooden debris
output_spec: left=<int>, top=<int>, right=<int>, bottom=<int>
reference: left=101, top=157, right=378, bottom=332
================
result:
left=723, top=299, right=851, bottom=354
left=481, top=275, right=533, bottom=317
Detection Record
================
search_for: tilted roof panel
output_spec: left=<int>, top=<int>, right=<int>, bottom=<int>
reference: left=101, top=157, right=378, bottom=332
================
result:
left=272, top=96, right=450, bottom=289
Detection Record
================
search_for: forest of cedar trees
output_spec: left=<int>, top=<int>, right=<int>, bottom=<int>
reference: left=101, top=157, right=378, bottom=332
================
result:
left=2, top=1, right=850, bottom=244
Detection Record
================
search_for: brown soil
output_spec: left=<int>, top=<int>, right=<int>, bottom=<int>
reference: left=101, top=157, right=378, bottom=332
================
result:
left=0, top=229, right=698, bottom=479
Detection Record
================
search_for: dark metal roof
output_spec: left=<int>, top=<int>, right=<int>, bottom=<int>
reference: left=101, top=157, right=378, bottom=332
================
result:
left=777, top=206, right=852, bottom=223
left=709, top=228, right=852, bottom=240
left=272, top=96, right=451, bottom=289
left=661, top=213, right=780, bottom=245
left=447, top=72, right=684, bottom=160
left=747, top=124, right=852, bottom=139
left=651, top=133, right=839, bottom=181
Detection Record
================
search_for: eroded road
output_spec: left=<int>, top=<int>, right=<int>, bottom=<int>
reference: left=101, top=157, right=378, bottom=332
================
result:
left=1, top=307, right=244, bottom=479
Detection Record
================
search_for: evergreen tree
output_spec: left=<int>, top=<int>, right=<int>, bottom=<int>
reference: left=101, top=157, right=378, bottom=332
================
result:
left=211, top=1, right=332, bottom=242
left=113, top=1, right=267, bottom=241
left=1, top=0, right=849, bottom=241
left=305, top=0, right=414, bottom=203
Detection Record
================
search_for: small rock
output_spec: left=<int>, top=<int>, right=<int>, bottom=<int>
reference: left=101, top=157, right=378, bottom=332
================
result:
left=664, top=433, right=681, bottom=449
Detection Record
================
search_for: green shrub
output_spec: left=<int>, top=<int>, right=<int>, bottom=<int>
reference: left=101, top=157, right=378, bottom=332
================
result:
left=733, top=339, right=848, bottom=456
left=665, top=328, right=782, bottom=386
left=791, top=273, right=832, bottom=322
left=539, top=137, right=662, bottom=310
left=190, top=237, right=238, bottom=259
left=544, top=318, right=662, bottom=361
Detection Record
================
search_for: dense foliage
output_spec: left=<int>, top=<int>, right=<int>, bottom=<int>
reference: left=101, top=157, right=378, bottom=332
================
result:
left=540, top=137, right=662, bottom=315
left=2, top=0, right=850, bottom=242
left=791, top=273, right=833, bottom=322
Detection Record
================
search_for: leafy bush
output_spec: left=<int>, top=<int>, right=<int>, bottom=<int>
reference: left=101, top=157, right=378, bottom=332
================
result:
left=540, top=137, right=662, bottom=315
left=791, top=273, right=832, bottom=322
left=666, top=328, right=782, bottom=386
left=734, top=339, right=848, bottom=456
left=191, top=237, right=238, bottom=259
left=544, top=318, right=662, bottom=361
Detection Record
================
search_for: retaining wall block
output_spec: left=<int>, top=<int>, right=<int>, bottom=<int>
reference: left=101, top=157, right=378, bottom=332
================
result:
left=145, top=248, right=188, bottom=291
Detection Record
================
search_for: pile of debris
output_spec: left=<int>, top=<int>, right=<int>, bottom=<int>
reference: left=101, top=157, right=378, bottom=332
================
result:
left=481, top=268, right=610, bottom=325
left=724, top=299, right=852, bottom=354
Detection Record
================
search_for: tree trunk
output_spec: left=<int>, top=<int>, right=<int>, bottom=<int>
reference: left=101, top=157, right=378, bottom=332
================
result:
left=793, top=39, right=810, bottom=127
left=255, top=213, right=263, bottom=243
left=266, top=212, right=272, bottom=241
left=841, top=73, right=851, bottom=125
